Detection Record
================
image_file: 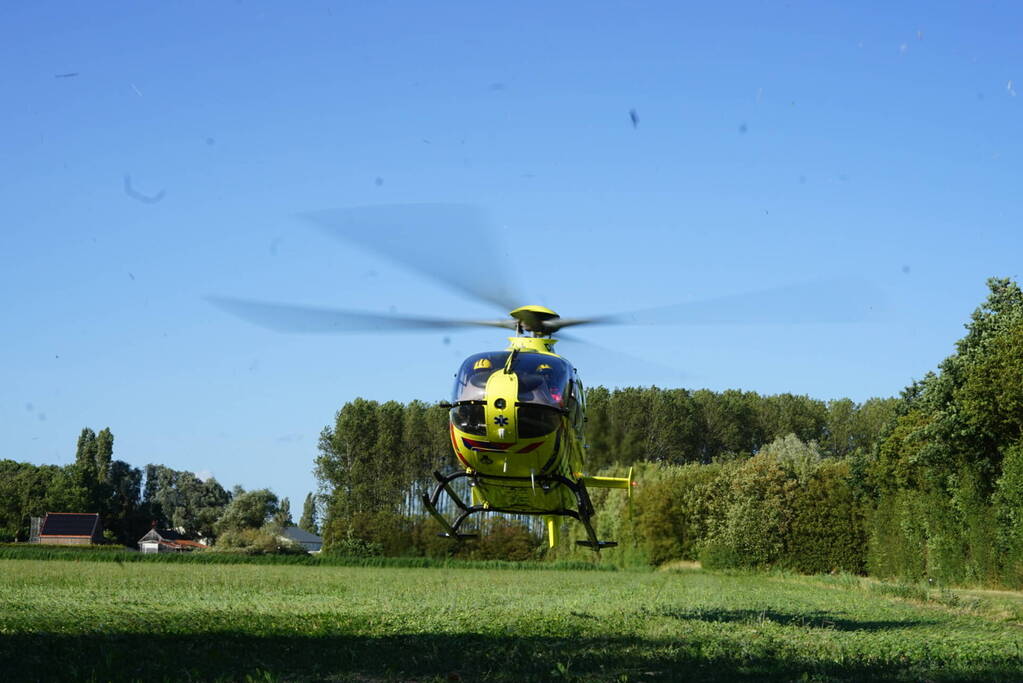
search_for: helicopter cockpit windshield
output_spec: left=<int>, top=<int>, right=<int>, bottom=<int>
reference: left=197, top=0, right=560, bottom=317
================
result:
left=514, top=354, right=571, bottom=408
left=451, top=351, right=571, bottom=409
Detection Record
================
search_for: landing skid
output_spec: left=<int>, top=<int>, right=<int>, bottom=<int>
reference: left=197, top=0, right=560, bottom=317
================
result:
left=420, top=470, right=616, bottom=552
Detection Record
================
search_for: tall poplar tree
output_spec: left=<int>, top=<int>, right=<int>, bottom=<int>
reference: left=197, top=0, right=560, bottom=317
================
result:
left=299, top=492, right=318, bottom=534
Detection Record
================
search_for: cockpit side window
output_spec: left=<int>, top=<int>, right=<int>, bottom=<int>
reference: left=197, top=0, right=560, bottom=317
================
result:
left=451, top=351, right=509, bottom=402
left=567, top=378, right=585, bottom=436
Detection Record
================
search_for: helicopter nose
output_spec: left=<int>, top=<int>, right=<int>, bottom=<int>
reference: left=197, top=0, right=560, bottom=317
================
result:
left=484, top=372, right=519, bottom=443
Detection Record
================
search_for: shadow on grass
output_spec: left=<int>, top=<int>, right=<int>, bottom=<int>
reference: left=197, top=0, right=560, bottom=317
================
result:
left=2, top=631, right=1018, bottom=682
left=657, top=608, right=938, bottom=632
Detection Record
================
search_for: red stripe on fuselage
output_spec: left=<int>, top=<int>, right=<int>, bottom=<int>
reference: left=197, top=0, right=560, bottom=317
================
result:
left=450, top=423, right=470, bottom=466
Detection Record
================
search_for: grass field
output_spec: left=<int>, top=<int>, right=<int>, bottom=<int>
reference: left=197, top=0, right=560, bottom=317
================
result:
left=1, top=558, right=1022, bottom=681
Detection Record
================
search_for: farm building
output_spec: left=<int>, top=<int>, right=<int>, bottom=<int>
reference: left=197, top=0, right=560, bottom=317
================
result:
left=279, top=526, right=323, bottom=553
left=34, top=513, right=104, bottom=545
left=137, top=527, right=208, bottom=553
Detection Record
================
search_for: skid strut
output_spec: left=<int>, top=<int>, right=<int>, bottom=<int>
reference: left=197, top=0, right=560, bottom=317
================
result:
left=420, top=469, right=617, bottom=552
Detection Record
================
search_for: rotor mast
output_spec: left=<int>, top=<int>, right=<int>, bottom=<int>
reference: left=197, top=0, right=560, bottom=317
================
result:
left=509, top=305, right=560, bottom=337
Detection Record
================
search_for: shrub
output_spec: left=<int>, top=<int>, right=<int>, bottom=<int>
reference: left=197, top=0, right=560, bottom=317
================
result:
left=994, top=440, right=1023, bottom=587
left=215, top=527, right=305, bottom=555
left=786, top=460, right=865, bottom=574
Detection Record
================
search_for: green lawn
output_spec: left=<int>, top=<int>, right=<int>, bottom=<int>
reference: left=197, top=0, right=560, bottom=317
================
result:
left=1, top=559, right=1021, bottom=681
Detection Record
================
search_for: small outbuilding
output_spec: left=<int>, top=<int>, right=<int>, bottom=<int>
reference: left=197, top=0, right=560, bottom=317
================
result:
left=137, top=527, right=207, bottom=553
left=279, top=526, right=323, bottom=553
left=36, top=513, right=104, bottom=545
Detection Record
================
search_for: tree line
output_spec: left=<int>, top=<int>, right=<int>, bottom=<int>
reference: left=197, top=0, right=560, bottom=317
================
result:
left=313, top=390, right=896, bottom=561
left=313, top=350, right=900, bottom=560
left=10, top=277, right=1018, bottom=586
left=0, top=431, right=320, bottom=551
left=316, top=278, right=1023, bottom=588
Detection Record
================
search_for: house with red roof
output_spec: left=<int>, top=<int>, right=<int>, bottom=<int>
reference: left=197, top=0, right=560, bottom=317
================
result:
left=137, top=526, right=208, bottom=553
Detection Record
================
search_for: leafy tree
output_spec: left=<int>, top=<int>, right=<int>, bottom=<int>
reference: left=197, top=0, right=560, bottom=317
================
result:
left=649, top=389, right=701, bottom=464
left=866, top=278, right=1023, bottom=586
left=142, top=465, right=231, bottom=538
left=94, top=428, right=114, bottom=482
left=317, top=398, right=380, bottom=523
left=75, top=428, right=98, bottom=480
left=103, top=460, right=143, bottom=543
left=693, top=389, right=758, bottom=461
left=583, top=386, right=614, bottom=469
left=299, top=492, right=318, bottom=534
left=215, top=489, right=279, bottom=535
left=756, top=394, right=828, bottom=447
left=273, top=497, right=293, bottom=529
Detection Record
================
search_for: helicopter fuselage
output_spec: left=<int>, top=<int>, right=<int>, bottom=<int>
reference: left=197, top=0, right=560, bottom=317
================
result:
left=448, top=336, right=586, bottom=517
left=434, top=333, right=631, bottom=549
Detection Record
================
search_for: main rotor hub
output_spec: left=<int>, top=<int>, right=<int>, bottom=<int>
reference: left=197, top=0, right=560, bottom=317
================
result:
left=509, top=305, right=560, bottom=335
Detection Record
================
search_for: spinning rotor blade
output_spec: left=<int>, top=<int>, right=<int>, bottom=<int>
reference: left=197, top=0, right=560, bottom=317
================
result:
left=542, top=279, right=883, bottom=332
left=207, top=296, right=516, bottom=334
left=301, top=204, right=524, bottom=312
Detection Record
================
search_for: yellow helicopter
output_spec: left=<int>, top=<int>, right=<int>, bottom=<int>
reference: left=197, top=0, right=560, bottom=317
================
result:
left=209, top=204, right=878, bottom=552
left=435, top=304, right=633, bottom=551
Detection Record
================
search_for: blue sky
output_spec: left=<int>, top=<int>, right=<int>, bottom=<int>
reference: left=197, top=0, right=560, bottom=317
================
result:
left=3, top=2, right=1021, bottom=512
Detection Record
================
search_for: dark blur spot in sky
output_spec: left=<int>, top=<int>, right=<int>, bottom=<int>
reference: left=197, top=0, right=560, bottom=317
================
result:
left=38, top=413, right=46, bottom=421
left=25, top=403, right=33, bottom=412
left=442, top=336, right=451, bottom=345
left=375, top=177, right=384, bottom=186
left=629, top=109, right=639, bottom=128
left=269, top=237, right=283, bottom=255
left=739, top=123, right=748, bottom=134
left=206, top=137, right=216, bottom=146
left=798, top=175, right=807, bottom=184
left=54, top=72, right=78, bottom=79
left=128, top=272, right=135, bottom=280
left=490, top=82, right=505, bottom=91
left=902, top=265, right=911, bottom=274
left=123, top=174, right=166, bottom=204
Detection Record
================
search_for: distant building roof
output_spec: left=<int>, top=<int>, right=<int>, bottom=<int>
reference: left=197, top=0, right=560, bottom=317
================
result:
left=137, top=527, right=206, bottom=552
left=138, top=528, right=199, bottom=544
left=152, top=528, right=186, bottom=541
left=40, top=513, right=101, bottom=537
left=280, top=526, right=322, bottom=544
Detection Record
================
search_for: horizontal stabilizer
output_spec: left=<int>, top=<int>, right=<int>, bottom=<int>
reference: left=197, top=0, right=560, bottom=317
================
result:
left=579, top=467, right=635, bottom=498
